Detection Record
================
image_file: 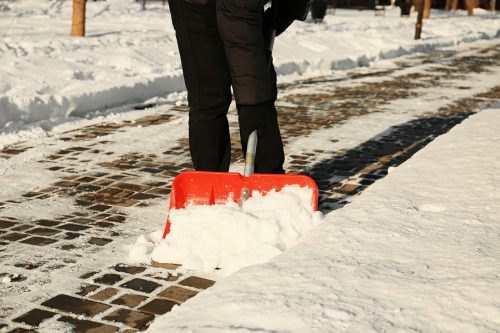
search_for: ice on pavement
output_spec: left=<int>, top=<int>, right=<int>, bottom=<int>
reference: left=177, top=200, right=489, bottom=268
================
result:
left=128, top=185, right=322, bottom=276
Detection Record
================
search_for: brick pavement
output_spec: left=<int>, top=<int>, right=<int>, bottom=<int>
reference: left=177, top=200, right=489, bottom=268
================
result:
left=0, top=42, right=499, bottom=332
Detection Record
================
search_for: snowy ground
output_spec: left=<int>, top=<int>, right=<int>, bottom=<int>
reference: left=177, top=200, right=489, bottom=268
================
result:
left=1, top=0, right=499, bottom=136
left=146, top=104, right=500, bottom=332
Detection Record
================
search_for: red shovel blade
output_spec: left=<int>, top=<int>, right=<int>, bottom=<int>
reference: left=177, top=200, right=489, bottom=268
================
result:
left=162, top=171, right=318, bottom=238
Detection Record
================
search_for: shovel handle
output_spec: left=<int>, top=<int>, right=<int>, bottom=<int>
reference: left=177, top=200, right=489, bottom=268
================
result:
left=239, top=130, right=258, bottom=206
left=243, top=130, right=258, bottom=177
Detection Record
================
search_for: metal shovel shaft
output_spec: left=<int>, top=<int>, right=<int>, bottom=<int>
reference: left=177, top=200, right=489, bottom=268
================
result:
left=243, top=130, right=258, bottom=177
left=239, top=130, right=258, bottom=206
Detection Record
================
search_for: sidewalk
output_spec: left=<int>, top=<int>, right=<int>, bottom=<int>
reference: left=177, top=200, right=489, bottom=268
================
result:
left=1, top=40, right=499, bottom=332
left=148, top=102, right=500, bottom=333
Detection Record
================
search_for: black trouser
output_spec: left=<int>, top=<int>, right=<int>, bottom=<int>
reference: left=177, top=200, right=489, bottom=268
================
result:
left=169, top=0, right=285, bottom=174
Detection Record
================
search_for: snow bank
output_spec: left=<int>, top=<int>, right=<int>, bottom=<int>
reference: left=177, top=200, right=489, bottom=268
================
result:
left=128, top=186, right=322, bottom=276
left=1, top=0, right=499, bottom=130
left=145, top=106, right=500, bottom=332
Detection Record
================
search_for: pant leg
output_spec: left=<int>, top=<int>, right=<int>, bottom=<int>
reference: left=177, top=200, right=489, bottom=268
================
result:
left=237, top=61, right=285, bottom=174
left=216, top=0, right=271, bottom=105
left=169, top=0, right=233, bottom=171
left=216, top=0, right=284, bottom=174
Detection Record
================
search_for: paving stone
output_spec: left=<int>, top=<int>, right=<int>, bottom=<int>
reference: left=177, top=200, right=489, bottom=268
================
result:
left=10, top=225, right=34, bottom=232
left=0, top=220, right=16, bottom=228
left=334, top=183, right=360, bottom=194
left=102, top=308, right=154, bottom=330
left=61, top=244, right=77, bottom=250
left=76, top=176, right=96, bottom=183
left=35, top=220, right=60, bottom=227
left=80, top=271, right=98, bottom=279
left=112, top=199, right=138, bottom=207
left=70, top=217, right=94, bottom=224
left=157, top=286, right=198, bottom=303
left=151, top=261, right=180, bottom=270
left=106, top=215, right=126, bottom=223
left=76, top=284, right=101, bottom=296
left=0, top=273, right=26, bottom=282
left=113, top=264, right=147, bottom=275
left=130, top=193, right=158, bottom=200
left=146, top=272, right=180, bottom=282
left=116, top=183, right=149, bottom=192
left=56, top=223, right=90, bottom=232
left=13, top=261, right=45, bottom=270
left=13, top=308, right=56, bottom=326
left=58, top=316, right=118, bottom=333
left=120, top=278, right=161, bottom=293
left=93, top=273, right=123, bottom=285
left=111, top=293, right=148, bottom=308
left=22, top=192, right=42, bottom=198
left=178, top=276, right=215, bottom=290
left=113, top=189, right=134, bottom=199
left=42, top=294, right=110, bottom=317
left=29, top=227, right=61, bottom=237
left=138, top=298, right=177, bottom=315
left=95, top=221, right=115, bottom=228
left=20, top=237, right=57, bottom=246
left=89, top=287, right=119, bottom=301
left=88, top=204, right=112, bottom=212
left=64, top=232, right=82, bottom=240
left=0, top=232, right=30, bottom=242
left=88, top=237, right=113, bottom=246
left=7, top=328, right=38, bottom=333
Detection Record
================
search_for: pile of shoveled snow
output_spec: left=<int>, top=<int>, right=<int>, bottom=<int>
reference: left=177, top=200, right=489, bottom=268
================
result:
left=128, top=185, right=322, bottom=276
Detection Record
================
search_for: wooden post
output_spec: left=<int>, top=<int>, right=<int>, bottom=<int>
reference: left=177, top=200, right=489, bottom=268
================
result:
left=465, top=0, right=474, bottom=15
left=491, top=0, right=496, bottom=11
left=142, top=0, right=146, bottom=10
left=423, top=0, right=431, bottom=18
left=70, top=0, right=87, bottom=37
left=415, top=0, right=424, bottom=40
left=445, top=0, right=452, bottom=10
left=451, top=0, right=458, bottom=10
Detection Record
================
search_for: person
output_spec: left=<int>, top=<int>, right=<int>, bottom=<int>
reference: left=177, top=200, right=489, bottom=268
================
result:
left=169, top=0, right=310, bottom=174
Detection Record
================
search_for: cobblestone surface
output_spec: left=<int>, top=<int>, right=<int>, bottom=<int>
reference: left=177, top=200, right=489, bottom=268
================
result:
left=1, top=42, right=499, bottom=332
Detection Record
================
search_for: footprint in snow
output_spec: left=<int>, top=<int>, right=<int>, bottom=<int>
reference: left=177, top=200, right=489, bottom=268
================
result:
left=418, top=203, right=446, bottom=213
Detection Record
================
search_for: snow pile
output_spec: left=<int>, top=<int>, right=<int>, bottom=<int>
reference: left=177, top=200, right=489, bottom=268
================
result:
left=1, top=0, right=499, bottom=130
left=128, top=186, right=322, bottom=276
left=145, top=106, right=500, bottom=332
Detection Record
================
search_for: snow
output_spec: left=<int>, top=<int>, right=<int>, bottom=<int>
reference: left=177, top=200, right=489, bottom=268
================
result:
left=1, top=0, right=499, bottom=135
left=1, top=1, right=499, bottom=330
left=146, top=106, right=500, bottom=332
left=128, top=186, right=322, bottom=276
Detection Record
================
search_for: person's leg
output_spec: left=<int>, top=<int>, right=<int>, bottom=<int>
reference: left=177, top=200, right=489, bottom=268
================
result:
left=216, top=0, right=271, bottom=105
left=237, top=62, right=285, bottom=174
left=170, top=0, right=232, bottom=171
left=216, top=0, right=285, bottom=174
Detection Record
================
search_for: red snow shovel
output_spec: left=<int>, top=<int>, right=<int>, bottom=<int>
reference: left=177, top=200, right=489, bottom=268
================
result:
left=162, top=131, right=318, bottom=238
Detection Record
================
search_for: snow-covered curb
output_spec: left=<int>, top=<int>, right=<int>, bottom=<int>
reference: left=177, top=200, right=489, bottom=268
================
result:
left=1, top=0, right=499, bottom=130
left=145, top=106, right=500, bottom=332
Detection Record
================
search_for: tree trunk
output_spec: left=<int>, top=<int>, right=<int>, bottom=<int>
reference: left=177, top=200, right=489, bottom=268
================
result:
left=451, top=0, right=458, bottom=11
left=465, top=0, right=474, bottom=15
left=423, top=0, right=431, bottom=18
left=491, top=0, right=496, bottom=11
left=415, top=0, right=424, bottom=39
left=445, top=0, right=452, bottom=10
left=70, top=0, right=86, bottom=37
